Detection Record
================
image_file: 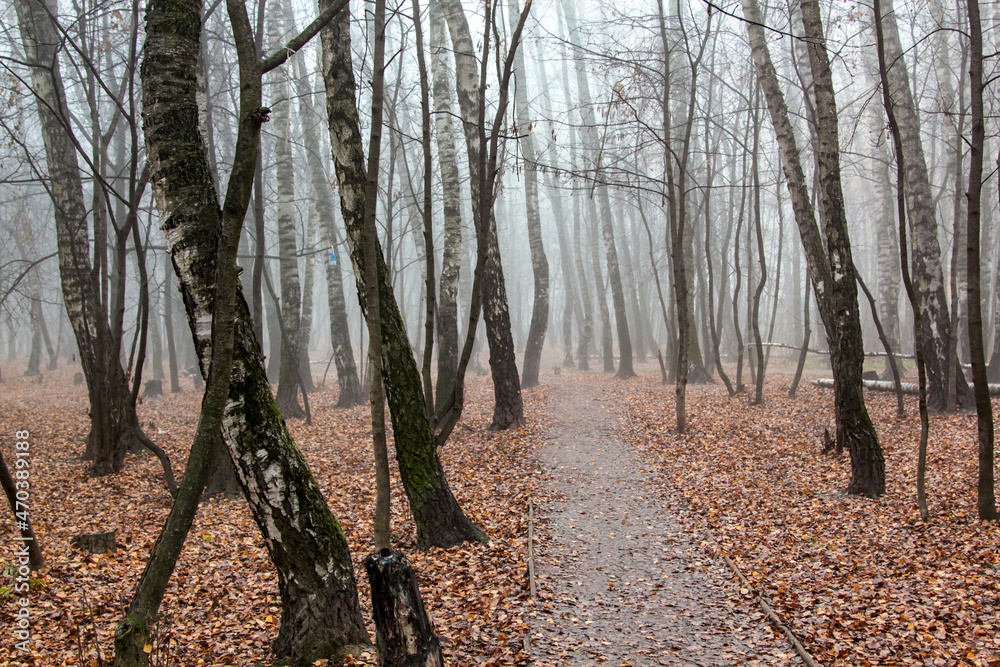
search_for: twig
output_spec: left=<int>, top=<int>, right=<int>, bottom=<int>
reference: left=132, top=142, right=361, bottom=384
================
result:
left=721, top=553, right=821, bottom=667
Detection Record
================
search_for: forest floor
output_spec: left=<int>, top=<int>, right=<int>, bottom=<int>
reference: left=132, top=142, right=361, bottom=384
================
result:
left=0, top=356, right=998, bottom=666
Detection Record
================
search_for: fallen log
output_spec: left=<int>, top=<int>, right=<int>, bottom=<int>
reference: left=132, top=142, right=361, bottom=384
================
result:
left=813, top=378, right=1000, bottom=396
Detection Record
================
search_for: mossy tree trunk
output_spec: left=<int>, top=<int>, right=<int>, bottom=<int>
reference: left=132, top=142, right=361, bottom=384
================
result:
left=320, top=0, right=486, bottom=549
left=131, top=0, right=369, bottom=662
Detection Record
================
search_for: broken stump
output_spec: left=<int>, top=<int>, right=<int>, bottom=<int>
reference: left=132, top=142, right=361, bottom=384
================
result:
left=71, top=531, right=117, bottom=554
left=144, top=379, right=163, bottom=398
left=74, top=372, right=84, bottom=386
left=364, top=548, right=443, bottom=667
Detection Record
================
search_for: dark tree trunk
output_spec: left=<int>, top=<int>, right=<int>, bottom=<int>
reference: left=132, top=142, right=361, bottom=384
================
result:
left=750, top=101, right=767, bottom=405
left=0, top=446, right=44, bottom=570
left=365, top=549, right=443, bottom=667
left=964, top=0, right=998, bottom=520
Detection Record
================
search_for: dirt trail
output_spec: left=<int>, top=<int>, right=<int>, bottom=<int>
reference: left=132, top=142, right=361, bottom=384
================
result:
left=529, top=376, right=801, bottom=666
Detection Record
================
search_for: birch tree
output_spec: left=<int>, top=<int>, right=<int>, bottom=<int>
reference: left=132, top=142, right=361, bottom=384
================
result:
left=562, top=0, right=635, bottom=378
left=429, top=0, right=463, bottom=407
left=125, top=0, right=371, bottom=661
left=319, top=0, right=487, bottom=547
left=437, top=0, right=526, bottom=426
left=875, top=0, right=969, bottom=412
left=742, top=0, right=886, bottom=496
left=508, top=0, right=548, bottom=389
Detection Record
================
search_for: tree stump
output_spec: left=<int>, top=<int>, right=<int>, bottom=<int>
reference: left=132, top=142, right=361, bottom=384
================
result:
left=74, top=372, right=84, bottom=386
left=364, top=548, right=443, bottom=667
left=862, top=370, right=879, bottom=381
left=144, top=379, right=164, bottom=398
left=70, top=531, right=117, bottom=554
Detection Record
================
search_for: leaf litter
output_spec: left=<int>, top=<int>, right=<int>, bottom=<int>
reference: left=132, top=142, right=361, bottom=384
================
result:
left=621, top=369, right=1000, bottom=667
left=0, top=365, right=545, bottom=666
left=1, top=361, right=997, bottom=666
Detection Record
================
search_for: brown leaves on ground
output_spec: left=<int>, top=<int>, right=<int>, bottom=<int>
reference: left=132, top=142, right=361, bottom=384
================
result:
left=0, top=364, right=544, bottom=666
left=621, top=369, right=1000, bottom=667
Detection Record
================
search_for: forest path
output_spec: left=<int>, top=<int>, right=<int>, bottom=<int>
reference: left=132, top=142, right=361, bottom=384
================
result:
left=528, top=373, right=800, bottom=666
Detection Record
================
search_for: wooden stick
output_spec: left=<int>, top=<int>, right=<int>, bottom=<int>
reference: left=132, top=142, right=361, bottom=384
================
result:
left=527, top=498, right=536, bottom=600
left=722, top=553, right=822, bottom=667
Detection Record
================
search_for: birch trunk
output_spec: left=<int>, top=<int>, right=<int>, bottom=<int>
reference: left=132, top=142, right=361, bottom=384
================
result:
left=743, top=0, right=885, bottom=496
left=532, top=34, right=584, bottom=369
left=588, top=197, right=614, bottom=372
left=866, top=67, right=902, bottom=378
left=139, top=0, right=369, bottom=658
left=14, top=0, right=134, bottom=475
left=508, top=0, right=549, bottom=389
left=273, top=36, right=305, bottom=418
left=876, top=0, right=968, bottom=411
left=562, top=0, right=634, bottom=377
left=294, top=61, right=363, bottom=408
left=429, top=0, right=462, bottom=407
left=320, top=0, right=486, bottom=547
left=437, top=0, right=525, bottom=427
left=573, top=187, right=595, bottom=369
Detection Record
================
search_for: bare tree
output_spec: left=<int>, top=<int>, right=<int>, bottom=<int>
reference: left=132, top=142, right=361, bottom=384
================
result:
left=437, top=0, right=526, bottom=426
left=875, top=0, right=969, bottom=412
left=508, top=0, right=549, bottom=389
left=963, top=0, right=998, bottom=521
left=742, top=0, right=885, bottom=496
left=320, top=0, right=487, bottom=547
